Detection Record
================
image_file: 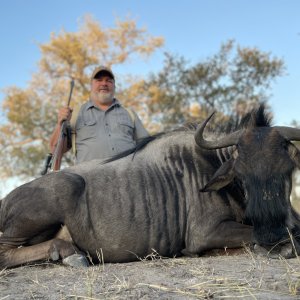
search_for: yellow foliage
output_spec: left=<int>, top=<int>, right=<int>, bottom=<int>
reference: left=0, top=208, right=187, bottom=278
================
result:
left=189, top=103, right=201, bottom=118
left=147, top=85, right=165, bottom=104
left=0, top=15, right=164, bottom=178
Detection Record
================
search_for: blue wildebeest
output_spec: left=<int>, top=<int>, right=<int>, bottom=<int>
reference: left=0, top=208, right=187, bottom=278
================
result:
left=1, top=105, right=300, bottom=268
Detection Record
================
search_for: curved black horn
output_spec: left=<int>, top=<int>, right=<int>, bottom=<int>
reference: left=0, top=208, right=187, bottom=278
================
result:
left=194, top=112, right=243, bottom=149
left=274, top=126, right=300, bottom=141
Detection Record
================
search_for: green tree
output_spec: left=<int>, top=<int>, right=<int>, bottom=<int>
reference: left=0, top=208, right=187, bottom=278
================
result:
left=0, top=15, right=164, bottom=178
left=142, top=40, right=285, bottom=130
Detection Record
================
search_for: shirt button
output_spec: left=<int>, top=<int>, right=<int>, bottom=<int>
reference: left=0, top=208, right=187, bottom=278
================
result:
left=112, top=148, right=114, bottom=150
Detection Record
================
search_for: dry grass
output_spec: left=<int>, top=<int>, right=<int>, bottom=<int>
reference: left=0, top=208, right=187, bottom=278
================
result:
left=1, top=248, right=300, bottom=299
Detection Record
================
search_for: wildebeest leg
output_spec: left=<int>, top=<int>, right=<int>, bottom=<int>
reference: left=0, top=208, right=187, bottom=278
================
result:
left=0, top=236, right=79, bottom=268
left=183, top=221, right=253, bottom=256
left=0, top=226, right=88, bottom=268
left=0, top=172, right=87, bottom=268
left=55, top=226, right=89, bottom=267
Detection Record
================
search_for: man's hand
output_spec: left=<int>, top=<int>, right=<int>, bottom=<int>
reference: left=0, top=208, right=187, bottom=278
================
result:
left=58, top=107, right=73, bottom=125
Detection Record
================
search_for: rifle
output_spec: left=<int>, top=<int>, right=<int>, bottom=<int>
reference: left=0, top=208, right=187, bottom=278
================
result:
left=41, top=79, right=75, bottom=175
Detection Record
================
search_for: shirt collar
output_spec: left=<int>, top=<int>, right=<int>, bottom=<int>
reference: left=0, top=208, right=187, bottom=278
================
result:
left=86, top=98, right=121, bottom=111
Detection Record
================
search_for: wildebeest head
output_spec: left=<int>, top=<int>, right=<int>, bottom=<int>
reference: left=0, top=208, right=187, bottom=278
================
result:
left=195, top=106, right=300, bottom=254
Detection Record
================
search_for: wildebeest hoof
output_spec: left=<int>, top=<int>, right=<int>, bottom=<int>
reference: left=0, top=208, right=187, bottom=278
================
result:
left=278, top=243, right=295, bottom=259
left=62, top=254, right=89, bottom=267
left=253, top=244, right=269, bottom=257
left=49, top=245, right=60, bottom=261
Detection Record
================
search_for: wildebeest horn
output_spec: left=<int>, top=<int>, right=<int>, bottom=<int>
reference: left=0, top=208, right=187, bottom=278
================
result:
left=274, top=126, right=300, bottom=141
left=194, top=112, right=242, bottom=149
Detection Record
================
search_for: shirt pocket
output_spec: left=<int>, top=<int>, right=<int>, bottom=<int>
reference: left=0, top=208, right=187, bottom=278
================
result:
left=76, top=117, right=97, bottom=141
left=117, top=115, right=134, bottom=137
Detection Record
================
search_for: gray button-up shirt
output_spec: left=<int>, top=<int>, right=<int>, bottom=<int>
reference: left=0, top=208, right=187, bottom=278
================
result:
left=75, top=99, right=149, bottom=163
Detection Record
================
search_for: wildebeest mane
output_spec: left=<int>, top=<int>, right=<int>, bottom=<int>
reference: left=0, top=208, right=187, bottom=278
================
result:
left=102, top=123, right=207, bottom=164
left=102, top=134, right=163, bottom=164
left=212, top=104, right=272, bottom=136
left=103, top=104, right=271, bottom=164
left=238, top=104, right=272, bottom=129
left=102, top=124, right=199, bottom=164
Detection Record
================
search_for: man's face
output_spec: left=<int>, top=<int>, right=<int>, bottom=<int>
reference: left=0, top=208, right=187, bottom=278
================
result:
left=90, top=74, right=115, bottom=105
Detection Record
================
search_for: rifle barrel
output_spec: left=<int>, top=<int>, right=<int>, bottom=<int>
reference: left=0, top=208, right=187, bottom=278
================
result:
left=67, top=79, right=75, bottom=106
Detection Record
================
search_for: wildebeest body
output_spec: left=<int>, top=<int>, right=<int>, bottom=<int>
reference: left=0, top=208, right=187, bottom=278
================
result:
left=64, top=133, right=244, bottom=260
left=69, top=134, right=252, bottom=262
left=1, top=105, right=300, bottom=268
left=0, top=128, right=251, bottom=267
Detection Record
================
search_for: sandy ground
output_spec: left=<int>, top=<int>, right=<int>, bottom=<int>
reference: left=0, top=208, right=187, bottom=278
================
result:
left=1, top=248, right=300, bottom=300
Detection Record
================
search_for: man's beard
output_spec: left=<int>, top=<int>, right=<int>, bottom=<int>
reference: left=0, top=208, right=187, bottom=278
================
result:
left=91, top=91, right=114, bottom=105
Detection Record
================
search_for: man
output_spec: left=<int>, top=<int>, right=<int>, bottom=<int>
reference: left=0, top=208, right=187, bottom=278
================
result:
left=49, top=66, right=149, bottom=164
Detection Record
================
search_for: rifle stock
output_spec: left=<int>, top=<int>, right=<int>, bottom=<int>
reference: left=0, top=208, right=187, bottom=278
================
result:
left=51, top=121, right=68, bottom=171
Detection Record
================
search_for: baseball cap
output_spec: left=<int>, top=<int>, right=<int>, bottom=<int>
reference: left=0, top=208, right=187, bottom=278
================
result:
left=91, top=66, right=115, bottom=81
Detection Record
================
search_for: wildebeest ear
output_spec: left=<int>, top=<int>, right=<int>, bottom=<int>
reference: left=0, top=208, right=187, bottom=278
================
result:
left=200, top=159, right=235, bottom=192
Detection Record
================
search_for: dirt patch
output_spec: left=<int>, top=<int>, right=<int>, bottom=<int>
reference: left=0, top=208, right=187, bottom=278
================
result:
left=1, top=249, right=300, bottom=299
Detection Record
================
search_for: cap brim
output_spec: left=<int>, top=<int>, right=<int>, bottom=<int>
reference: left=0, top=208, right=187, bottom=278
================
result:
left=91, top=66, right=115, bottom=80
